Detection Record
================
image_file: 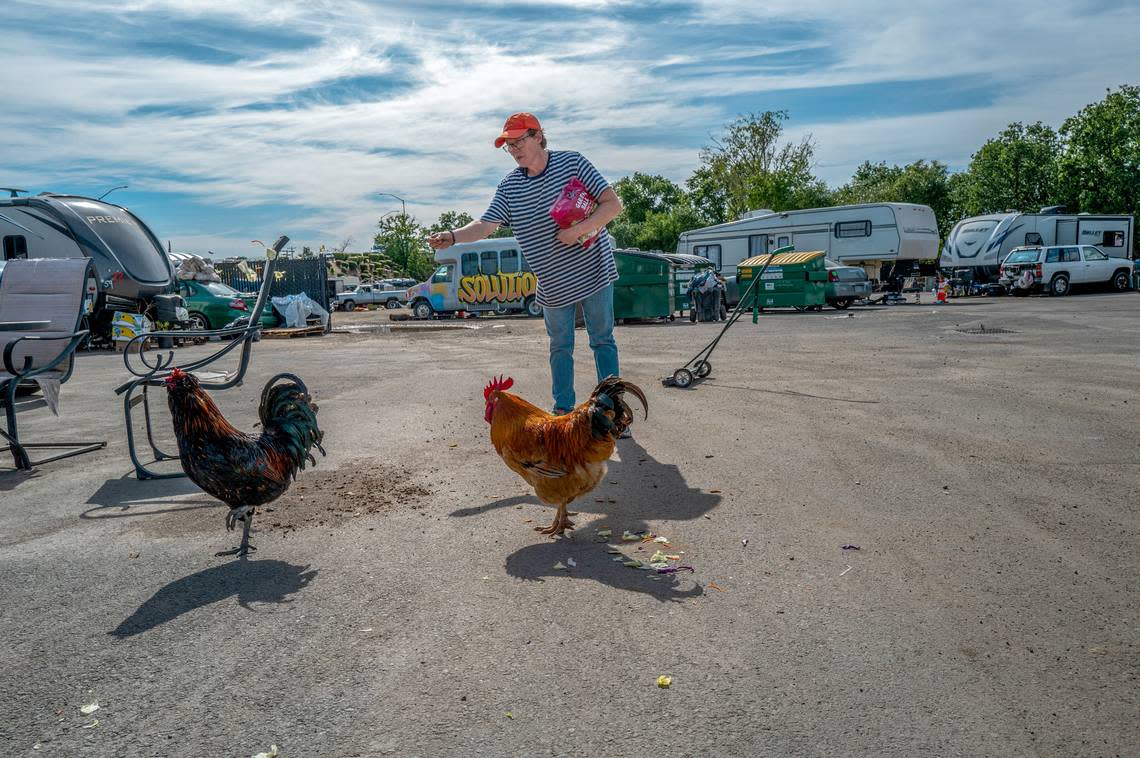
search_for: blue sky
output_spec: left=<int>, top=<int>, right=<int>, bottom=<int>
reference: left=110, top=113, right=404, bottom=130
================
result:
left=2, top=0, right=1138, bottom=257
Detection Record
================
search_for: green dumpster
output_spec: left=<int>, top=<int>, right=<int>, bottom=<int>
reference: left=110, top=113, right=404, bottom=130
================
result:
left=613, top=249, right=674, bottom=320
left=737, top=250, right=828, bottom=310
left=660, top=253, right=716, bottom=317
left=1133, top=259, right=1140, bottom=290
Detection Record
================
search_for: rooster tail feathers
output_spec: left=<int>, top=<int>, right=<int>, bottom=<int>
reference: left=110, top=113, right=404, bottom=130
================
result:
left=587, top=376, right=648, bottom=439
left=260, top=373, right=326, bottom=472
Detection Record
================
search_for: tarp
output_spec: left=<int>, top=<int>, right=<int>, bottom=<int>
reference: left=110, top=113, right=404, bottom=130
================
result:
left=270, top=292, right=329, bottom=328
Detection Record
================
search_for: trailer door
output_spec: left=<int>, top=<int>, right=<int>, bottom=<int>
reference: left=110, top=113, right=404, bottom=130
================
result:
left=1056, top=219, right=1077, bottom=245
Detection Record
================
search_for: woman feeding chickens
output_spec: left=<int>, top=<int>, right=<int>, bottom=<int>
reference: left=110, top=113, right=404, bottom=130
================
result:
left=428, top=112, right=626, bottom=422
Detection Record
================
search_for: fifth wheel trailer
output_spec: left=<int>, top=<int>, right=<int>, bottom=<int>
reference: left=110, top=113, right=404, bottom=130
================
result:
left=675, top=203, right=939, bottom=302
left=939, top=208, right=1134, bottom=280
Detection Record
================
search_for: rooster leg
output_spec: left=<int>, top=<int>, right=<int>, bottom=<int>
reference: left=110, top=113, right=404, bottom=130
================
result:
left=535, top=503, right=575, bottom=537
left=216, top=506, right=257, bottom=557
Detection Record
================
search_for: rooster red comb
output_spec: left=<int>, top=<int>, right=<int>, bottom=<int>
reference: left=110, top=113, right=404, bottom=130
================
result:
left=164, top=367, right=186, bottom=388
left=483, top=375, right=513, bottom=400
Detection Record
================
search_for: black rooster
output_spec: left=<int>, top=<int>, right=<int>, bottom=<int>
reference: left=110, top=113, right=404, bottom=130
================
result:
left=165, top=368, right=325, bottom=557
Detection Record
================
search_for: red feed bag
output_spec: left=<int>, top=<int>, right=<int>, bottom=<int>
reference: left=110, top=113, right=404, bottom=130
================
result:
left=550, top=177, right=601, bottom=249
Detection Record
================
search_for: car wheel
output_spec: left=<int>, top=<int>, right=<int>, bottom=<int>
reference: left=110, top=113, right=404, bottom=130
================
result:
left=385, top=299, right=401, bottom=309
left=1048, top=274, right=1069, bottom=296
left=1111, top=269, right=1131, bottom=291
left=831, top=299, right=852, bottom=310
left=412, top=300, right=434, bottom=319
left=342, top=299, right=356, bottom=311
left=524, top=296, right=543, bottom=318
left=187, top=312, right=210, bottom=330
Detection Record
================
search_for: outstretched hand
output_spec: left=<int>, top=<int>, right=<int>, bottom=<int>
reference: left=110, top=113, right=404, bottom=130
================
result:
left=428, top=231, right=454, bottom=249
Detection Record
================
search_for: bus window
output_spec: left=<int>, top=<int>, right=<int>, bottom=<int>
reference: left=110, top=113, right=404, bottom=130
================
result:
left=521, top=252, right=532, bottom=272
left=501, top=249, right=519, bottom=273
left=461, top=253, right=480, bottom=277
left=481, top=250, right=499, bottom=275
left=432, top=264, right=454, bottom=283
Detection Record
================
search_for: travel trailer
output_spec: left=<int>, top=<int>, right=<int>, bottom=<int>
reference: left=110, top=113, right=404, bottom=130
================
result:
left=405, top=237, right=540, bottom=319
left=940, top=207, right=1134, bottom=280
left=0, top=192, right=177, bottom=333
left=676, top=203, right=939, bottom=301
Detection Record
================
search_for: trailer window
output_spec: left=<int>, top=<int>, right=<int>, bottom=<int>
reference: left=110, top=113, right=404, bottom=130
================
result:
left=835, top=220, right=871, bottom=238
left=500, top=249, right=519, bottom=273
left=481, top=250, right=499, bottom=275
left=776, top=236, right=790, bottom=248
left=1024, top=232, right=1043, bottom=245
left=3, top=235, right=28, bottom=260
left=461, top=253, right=480, bottom=277
left=1100, top=231, right=1125, bottom=247
left=748, top=235, right=767, bottom=255
left=694, top=244, right=721, bottom=267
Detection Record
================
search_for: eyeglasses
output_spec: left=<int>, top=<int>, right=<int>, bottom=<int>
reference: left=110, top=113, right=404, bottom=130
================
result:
left=501, top=133, right=534, bottom=153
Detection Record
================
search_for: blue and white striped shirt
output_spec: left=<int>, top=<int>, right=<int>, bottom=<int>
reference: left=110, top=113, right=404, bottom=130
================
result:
left=481, top=150, right=617, bottom=309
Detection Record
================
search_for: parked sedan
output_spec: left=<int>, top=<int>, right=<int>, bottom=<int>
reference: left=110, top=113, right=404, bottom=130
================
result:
left=176, top=279, right=279, bottom=330
left=824, top=259, right=872, bottom=309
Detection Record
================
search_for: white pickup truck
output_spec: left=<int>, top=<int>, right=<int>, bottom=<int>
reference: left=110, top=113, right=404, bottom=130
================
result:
left=999, top=244, right=1133, bottom=296
left=335, top=284, right=408, bottom=311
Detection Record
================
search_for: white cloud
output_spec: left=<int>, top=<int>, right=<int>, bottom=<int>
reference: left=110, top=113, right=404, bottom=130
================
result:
left=3, top=0, right=1139, bottom=255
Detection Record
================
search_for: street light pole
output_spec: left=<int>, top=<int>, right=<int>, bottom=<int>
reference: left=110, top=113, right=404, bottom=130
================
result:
left=377, top=193, right=408, bottom=275
left=98, top=184, right=129, bottom=201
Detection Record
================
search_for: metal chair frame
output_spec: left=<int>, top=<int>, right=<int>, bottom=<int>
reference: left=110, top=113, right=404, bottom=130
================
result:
left=1, top=258, right=107, bottom=470
left=114, top=236, right=288, bottom=479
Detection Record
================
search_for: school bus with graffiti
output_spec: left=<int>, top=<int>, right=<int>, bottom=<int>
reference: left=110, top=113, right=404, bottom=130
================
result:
left=405, top=237, right=543, bottom=319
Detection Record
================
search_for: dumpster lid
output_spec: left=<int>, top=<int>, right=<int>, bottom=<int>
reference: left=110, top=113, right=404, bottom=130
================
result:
left=614, top=248, right=671, bottom=262
left=739, top=250, right=826, bottom=267
left=660, top=253, right=715, bottom=267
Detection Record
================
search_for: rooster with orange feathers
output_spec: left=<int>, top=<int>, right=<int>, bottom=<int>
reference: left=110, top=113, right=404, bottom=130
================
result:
left=484, top=375, right=647, bottom=536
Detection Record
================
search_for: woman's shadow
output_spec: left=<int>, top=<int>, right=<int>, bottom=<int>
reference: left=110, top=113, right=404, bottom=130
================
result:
left=110, top=559, right=317, bottom=638
left=453, top=437, right=720, bottom=601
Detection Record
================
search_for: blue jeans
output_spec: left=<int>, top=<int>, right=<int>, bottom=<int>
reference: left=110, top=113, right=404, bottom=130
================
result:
left=543, top=283, right=619, bottom=412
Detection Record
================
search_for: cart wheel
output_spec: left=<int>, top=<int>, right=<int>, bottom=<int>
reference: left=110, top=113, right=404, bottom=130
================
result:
left=672, top=368, right=694, bottom=388
left=695, top=361, right=712, bottom=378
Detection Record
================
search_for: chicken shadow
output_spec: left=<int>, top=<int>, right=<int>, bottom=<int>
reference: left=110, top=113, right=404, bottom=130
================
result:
left=488, top=437, right=720, bottom=601
left=110, top=559, right=317, bottom=638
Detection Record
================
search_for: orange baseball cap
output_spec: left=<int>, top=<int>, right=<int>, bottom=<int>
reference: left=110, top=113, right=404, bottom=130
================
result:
left=494, top=112, right=542, bottom=148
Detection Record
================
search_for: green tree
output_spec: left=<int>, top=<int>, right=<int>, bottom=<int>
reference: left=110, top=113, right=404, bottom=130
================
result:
left=1056, top=85, right=1140, bottom=246
left=957, top=121, right=1061, bottom=217
left=428, top=210, right=512, bottom=239
left=374, top=213, right=433, bottom=280
left=610, top=173, right=694, bottom=250
left=834, top=159, right=956, bottom=239
left=698, top=110, right=830, bottom=218
left=684, top=165, right=730, bottom=225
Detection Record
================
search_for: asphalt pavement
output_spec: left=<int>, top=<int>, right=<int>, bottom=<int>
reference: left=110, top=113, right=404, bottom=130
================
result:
left=2, top=293, right=1137, bottom=757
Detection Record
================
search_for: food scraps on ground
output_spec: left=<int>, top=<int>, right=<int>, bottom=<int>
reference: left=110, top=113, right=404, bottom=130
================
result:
left=707, top=581, right=726, bottom=592
left=656, top=566, right=695, bottom=575
left=841, top=544, right=861, bottom=550
left=657, top=675, right=673, bottom=688
left=566, top=557, right=577, bottom=568
left=79, top=703, right=99, bottom=716
left=552, top=562, right=568, bottom=571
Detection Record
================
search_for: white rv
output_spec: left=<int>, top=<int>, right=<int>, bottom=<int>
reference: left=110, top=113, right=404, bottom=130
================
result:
left=676, top=203, right=939, bottom=300
left=940, top=207, right=1134, bottom=279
